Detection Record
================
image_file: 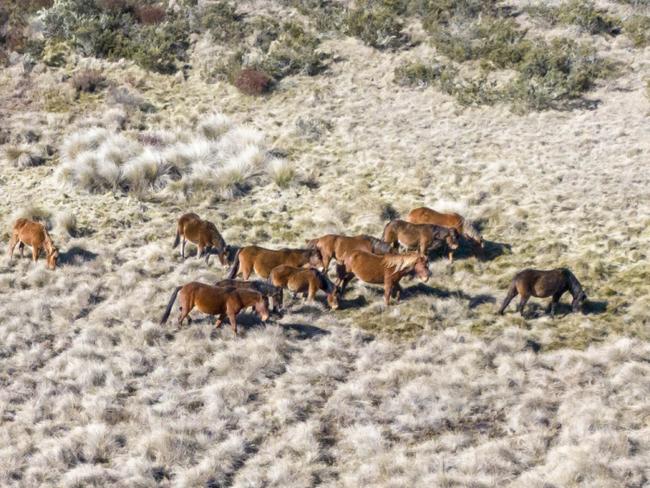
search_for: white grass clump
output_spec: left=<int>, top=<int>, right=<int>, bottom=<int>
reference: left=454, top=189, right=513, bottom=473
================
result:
left=268, top=158, right=295, bottom=188
left=57, top=114, right=278, bottom=200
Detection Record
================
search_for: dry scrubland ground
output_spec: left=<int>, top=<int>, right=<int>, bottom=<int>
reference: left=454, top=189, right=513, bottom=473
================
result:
left=1, top=2, right=650, bottom=487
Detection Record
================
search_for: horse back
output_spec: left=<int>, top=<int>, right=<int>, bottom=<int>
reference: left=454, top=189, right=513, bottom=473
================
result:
left=14, top=218, right=47, bottom=247
left=407, top=207, right=463, bottom=231
left=346, top=250, right=386, bottom=284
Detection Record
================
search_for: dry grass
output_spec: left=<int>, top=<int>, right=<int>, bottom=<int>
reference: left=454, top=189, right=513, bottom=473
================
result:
left=1, top=0, right=649, bottom=485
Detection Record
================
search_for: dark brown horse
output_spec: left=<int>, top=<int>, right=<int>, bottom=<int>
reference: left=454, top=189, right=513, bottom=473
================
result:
left=382, top=219, right=459, bottom=261
left=336, top=251, right=431, bottom=305
left=269, top=265, right=340, bottom=309
left=160, top=282, right=270, bottom=334
left=498, top=268, right=587, bottom=317
left=306, top=234, right=394, bottom=271
left=226, top=245, right=322, bottom=280
left=406, top=206, right=484, bottom=250
left=215, top=278, right=284, bottom=312
left=8, top=218, right=59, bottom=270
left=173, top=212, right=228, bottom=265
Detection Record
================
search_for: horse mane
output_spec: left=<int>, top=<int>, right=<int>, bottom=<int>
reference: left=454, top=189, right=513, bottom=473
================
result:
left=382, top=253, right=419, bottom=272
left=42, top=227, right=57, bottom=253
left=312, top=269, right=336, bottom=294
left=364, top=235, right=393, bottom=254
left=461, top=219, right=482, bottom=242
left=563, top=269, right=584, bottom=298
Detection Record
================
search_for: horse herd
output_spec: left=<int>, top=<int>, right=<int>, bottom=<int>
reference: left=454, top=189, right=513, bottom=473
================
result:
left=7, top=207, right=589, bottom=335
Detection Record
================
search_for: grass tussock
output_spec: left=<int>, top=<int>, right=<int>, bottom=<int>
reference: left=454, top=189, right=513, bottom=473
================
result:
left=57, top=113, right=283, bottom=200
left=526, top=0, right=621, bottom=35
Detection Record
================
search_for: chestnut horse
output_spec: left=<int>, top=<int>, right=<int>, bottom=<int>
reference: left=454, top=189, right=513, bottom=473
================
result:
left=306, top=234, right=394, bottom=271
left=160, top=282, right=270, bottom=334
left=382, top=219, right=459, bottom=261
left=269, top=265, right=340, bottom=309
left=226, top=245, right=322, bottom=280
left=406, top=207, right=484, bottom=249
left=8, top=218, right=59, bottom=270
left=173, top=212, right=228, bottom=265
left=336, top=251, right=431, bottom=305
left=498, top=268, right=587, bottom=317
left=215, top=278, right=284, bottom=312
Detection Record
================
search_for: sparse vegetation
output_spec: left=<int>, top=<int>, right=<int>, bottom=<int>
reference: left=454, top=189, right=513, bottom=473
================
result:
left=526, top=0, right=621, bottom=35
left=344, top=2, right=409, bottom=49
left=624, top=15, right=650, bottom=47
left=71, top=69, right=106, bottom=93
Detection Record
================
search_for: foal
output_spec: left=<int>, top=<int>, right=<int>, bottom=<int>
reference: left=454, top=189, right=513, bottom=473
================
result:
left=8, top=218, right=59, bottom=270
left=498, top=268, right=588, bottom=317
left=269, top=265, right=340, bottom=309
left=215, top=278, right=284, bottom=312
left=173, top=213, right=228, bottom=265
left=382, top=219, right=459, bottom=261
left=227, top=245, right=323, bottom=280
left=306, top=234, right=394, bottom=271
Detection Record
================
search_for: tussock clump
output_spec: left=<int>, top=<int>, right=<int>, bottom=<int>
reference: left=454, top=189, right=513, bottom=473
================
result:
left=4, top=145, right=45, bottom=169
left=234, top=69, right=273, bottom=95
left=268, top=158, right=295, bottom=188
left=58, top=114, right=283, bottom=200
left=54, top=210, right=77, bottom=237
left=135, top=4, right=166, bottom=25
left=624, top=15, right=650, bottom=47
left=71, top=69, right=105, bottom=93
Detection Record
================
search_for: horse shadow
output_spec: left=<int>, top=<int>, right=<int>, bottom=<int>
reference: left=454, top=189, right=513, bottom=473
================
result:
left=479, top=240, right=512, bottom=261
left=280, top=322, right=330, bottom=340
left=468, top=294, right=496, bottom=309
left=584, top=300, right=608, bottom=315
left=59, top=246, right=99, bottom=266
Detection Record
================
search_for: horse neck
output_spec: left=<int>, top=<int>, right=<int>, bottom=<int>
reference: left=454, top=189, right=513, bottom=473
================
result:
left=314, top=270, right=333, bottom=293
left=565, top=270, right=582, bottom=297
left=42, top=229, right=55, bottom=254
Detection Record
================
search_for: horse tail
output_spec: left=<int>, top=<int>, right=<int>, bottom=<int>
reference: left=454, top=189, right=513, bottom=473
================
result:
left=382, top=220, right=393, bottom=242
left=160, top=286, right=182, bottom=324
left=172, top=227, right=181, bottom=248
left=226, top=248, right=242, bottom=279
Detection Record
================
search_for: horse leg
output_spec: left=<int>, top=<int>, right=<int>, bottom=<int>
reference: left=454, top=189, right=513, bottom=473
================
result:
left=448, top=250, right=454, bottom=262
left=517, top=295, right=530, bottom=318
left=392, top=283, right=403, bottom=301
left=227, top=310, right=238, bottom=335
left=241, top=261, right=253, bottom=280
left=204, top=245, right=211, bottom=265
left=548, top=291, right=563, bottom=317
left=32, top=244, right=39, bottom=263
left=339, top=273, right=354, bottom=296
left=19, top=242, right=25, bottom=258
left=215, top=314, right=225, bottom=329
left=7, top=236, right=19, bottom=260
left=181, top=238, right=186, bottom=259
left=498, top=282, right=518, bottom=315
left=178, top=305, right=191, bottom=326
left=383, top=280, right=393, bottom=306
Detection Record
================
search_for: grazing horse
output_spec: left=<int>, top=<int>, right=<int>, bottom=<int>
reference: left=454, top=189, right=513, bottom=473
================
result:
left=227, top=245, right=323, bottom=280
left=382, top=219, right=459, bottom=261
left=406, top=206, right=484, bottom=251
left=8, top=218, right=59, bottom=270
left=160, top=282, right=270, bottom=334
left=269, top=265, right=340, bottom=309
left=336, top=251, right=431, bottom=306
left=306, top=234, right=395, bottom=271
left=498, top=268, right=588, bottom=317
left=173, top=212, right=228, bottom=265
left=215, top=278, right=284, bottom=312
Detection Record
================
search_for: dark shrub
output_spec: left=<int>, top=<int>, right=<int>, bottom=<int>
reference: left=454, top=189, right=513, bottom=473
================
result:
left=345, top=3, right=409, bottom=49
left=234, top=69, right=273, bottom=95
left=135, top=5, right=166, bottom=25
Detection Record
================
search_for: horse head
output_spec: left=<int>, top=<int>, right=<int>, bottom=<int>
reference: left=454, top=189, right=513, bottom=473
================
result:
left=572, top=290, right=588, bottom=313
left=47, top=248, right=59, bottom=270
left=255, top=295, right=271, bottom=322
left=446, top=229, right=460, bottom=250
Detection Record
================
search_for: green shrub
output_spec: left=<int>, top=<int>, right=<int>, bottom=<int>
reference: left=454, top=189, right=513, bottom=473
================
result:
left=429, top=16, right=528, bottom=69
left=625, top=15, right=650, bottom=47
left=508, top=39, right=615, bottom=111
left=526, top=0, right=620, bottom=35
left=344, top=2, right=409, bottom=49
left=199, top=1, right=245, bottom=43
left=260, top=22, right=328, bottom=78
left=39, top=0, right=190, bottom=74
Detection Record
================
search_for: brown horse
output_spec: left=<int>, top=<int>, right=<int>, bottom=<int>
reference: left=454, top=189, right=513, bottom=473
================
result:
left=173, top=212, right=228, bottom=265
left=406, top=207, right=484, bottom=249
left=214, top=278, right=284, bottom=312
left=498, top=268, right=587, bottom=317
left=306, top=234, right=395, bottom=271
left=8, top=218, right=59, bottom=270
left=160, top=282, right=270, bottom=334
left=226, top=245, right=323, bottom=280
left=269, top=265, right=340, bottom=309
left=336, top=251, right=431, bottom=305
left=382, top=219, right=459, bottom=261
